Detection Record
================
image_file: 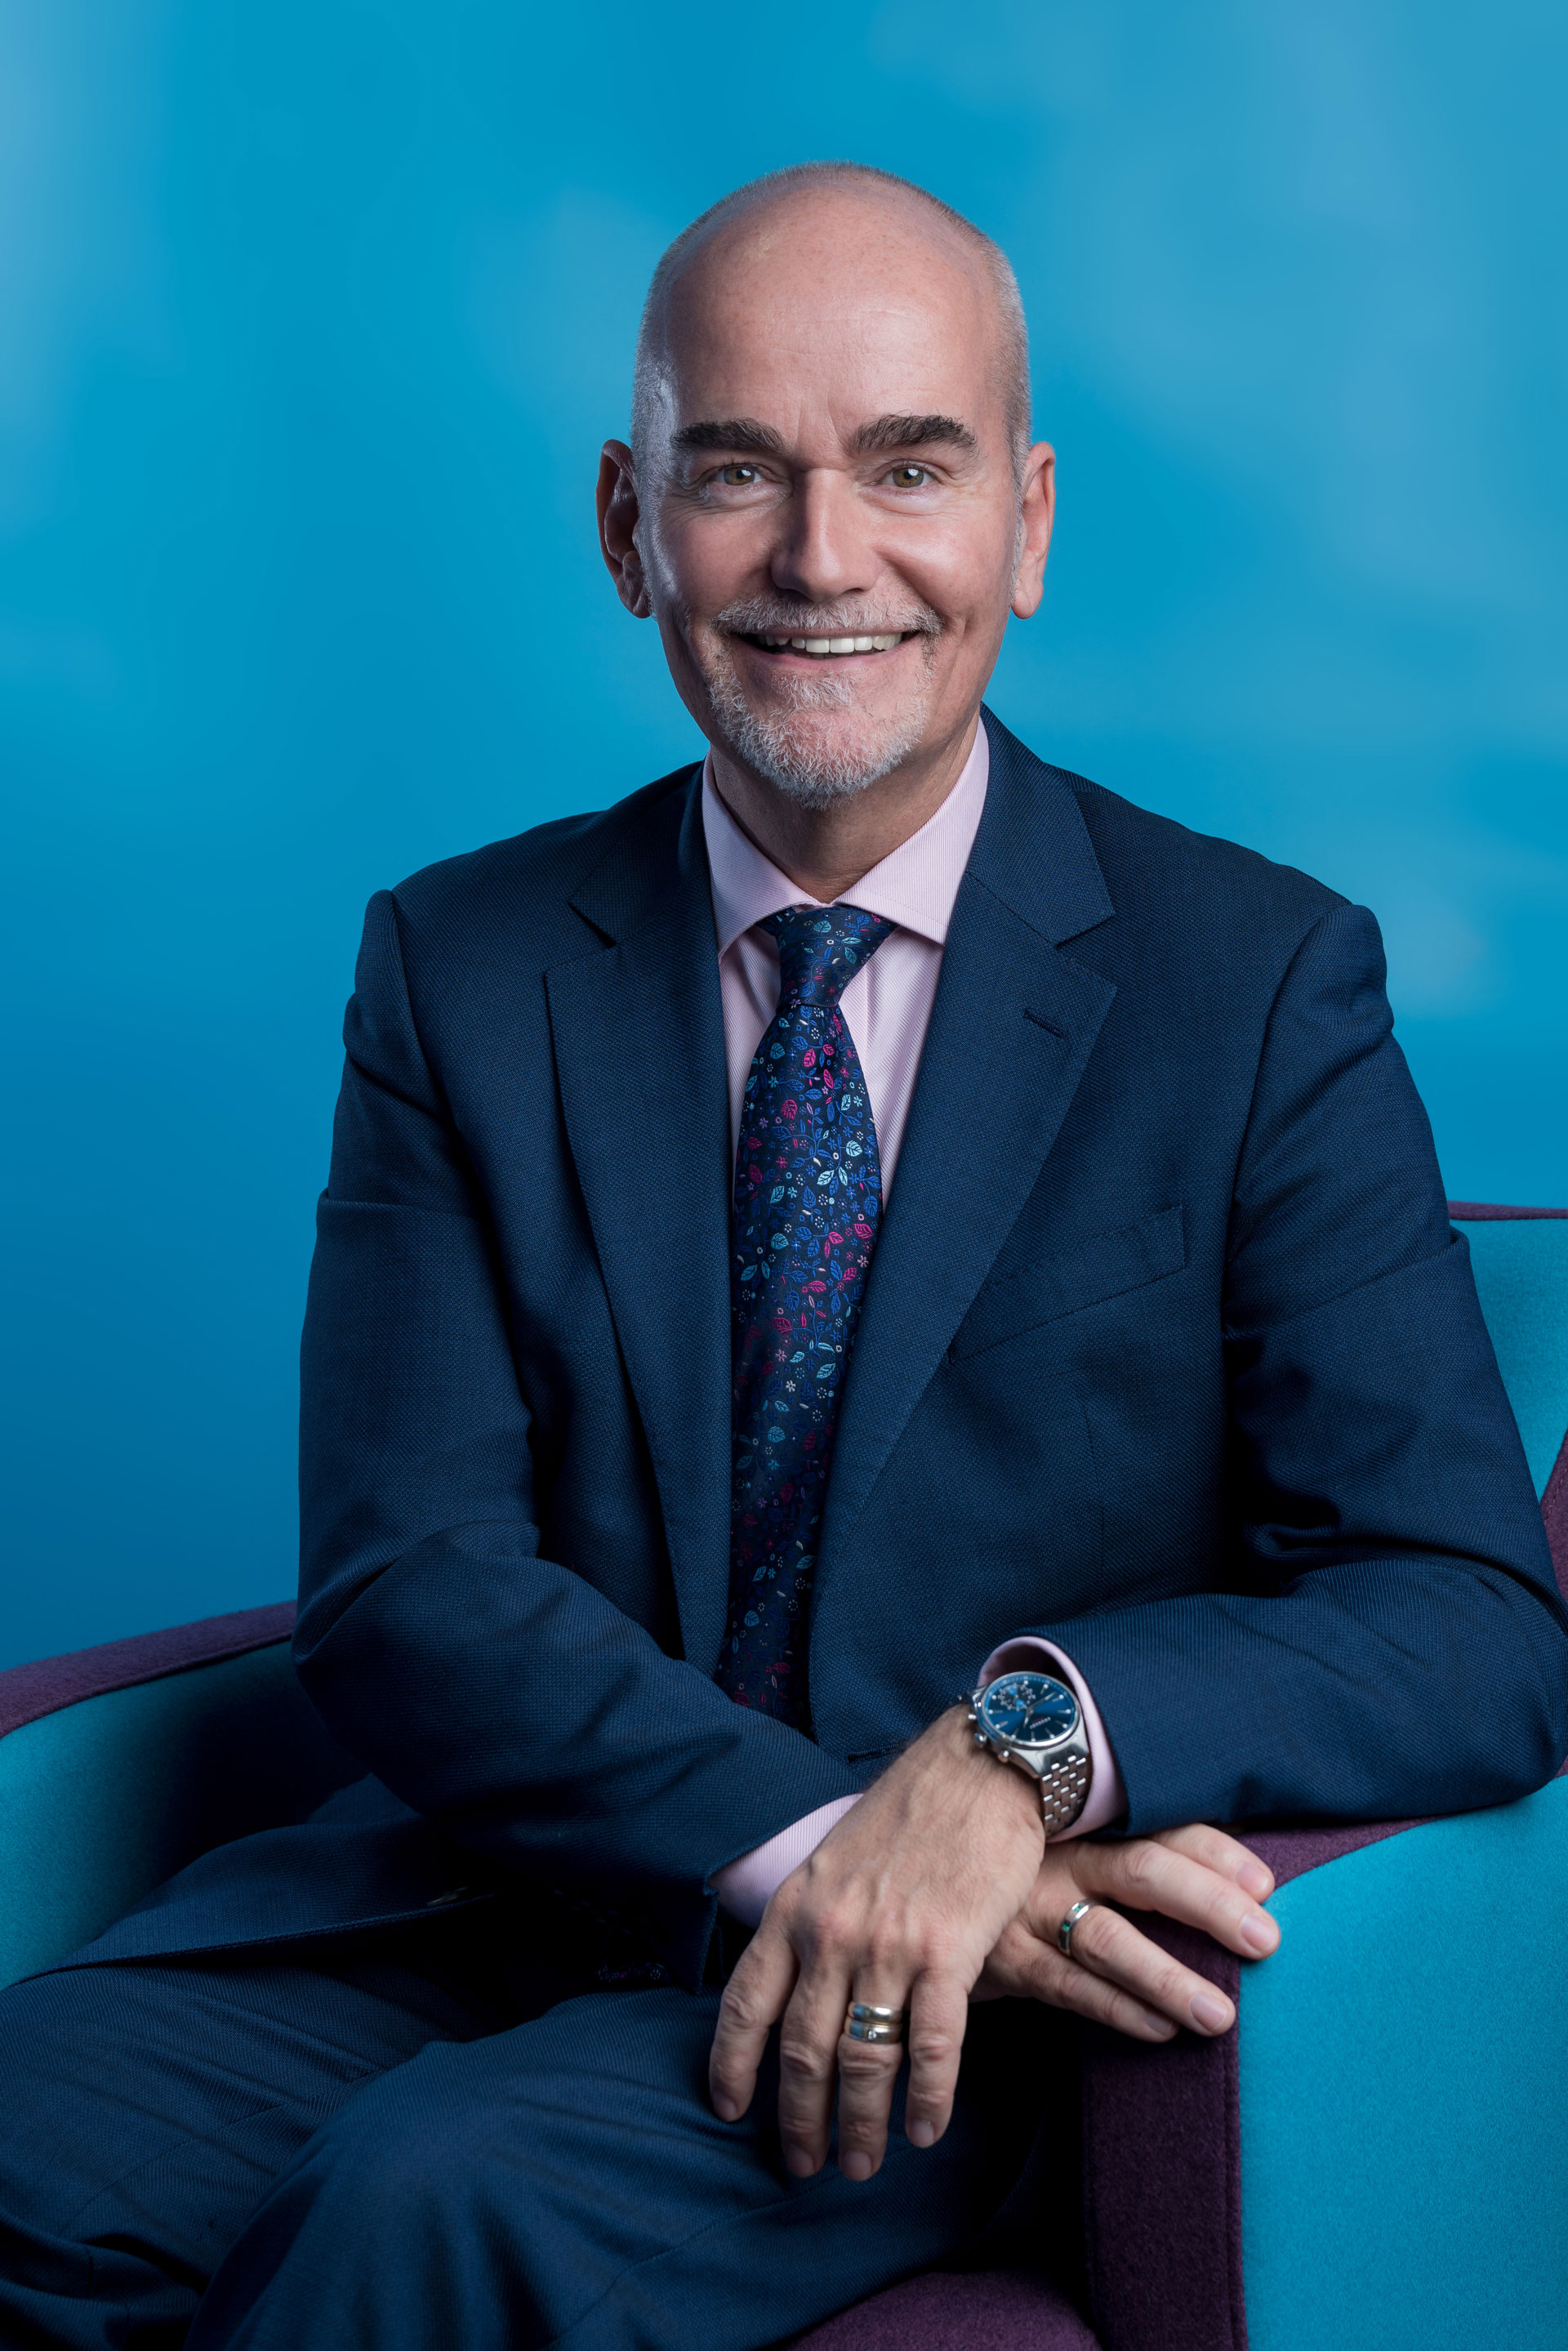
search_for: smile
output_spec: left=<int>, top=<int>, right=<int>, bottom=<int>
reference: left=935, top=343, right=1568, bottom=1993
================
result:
left=743, top=632, right=908, bottom=658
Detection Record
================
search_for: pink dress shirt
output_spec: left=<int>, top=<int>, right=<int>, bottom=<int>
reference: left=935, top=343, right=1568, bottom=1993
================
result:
left=703, top=721, right=1125, bottom=1925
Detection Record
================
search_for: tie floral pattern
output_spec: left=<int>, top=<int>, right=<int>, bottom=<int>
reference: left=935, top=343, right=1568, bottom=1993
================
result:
left=719, top=904, right=895, bottom=1726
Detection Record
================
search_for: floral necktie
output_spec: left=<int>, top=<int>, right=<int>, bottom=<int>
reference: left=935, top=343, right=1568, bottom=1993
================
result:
left=718, top=903, right=895, bottom=1727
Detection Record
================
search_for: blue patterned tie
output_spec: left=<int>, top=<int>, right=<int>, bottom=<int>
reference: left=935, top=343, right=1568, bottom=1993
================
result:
left=718, top=904, right=895, bottom=1726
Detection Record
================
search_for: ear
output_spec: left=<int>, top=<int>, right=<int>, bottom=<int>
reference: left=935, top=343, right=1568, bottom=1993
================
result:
left=1009, top=442, right=1056, bottom=621
left=597, top=440, right=653, bottom=618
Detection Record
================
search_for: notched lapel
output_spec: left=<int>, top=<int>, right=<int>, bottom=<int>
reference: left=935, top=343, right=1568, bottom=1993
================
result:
left=544, top=775, right=734, bottom=1674
left=815, top=720, right=1118, bottom=1576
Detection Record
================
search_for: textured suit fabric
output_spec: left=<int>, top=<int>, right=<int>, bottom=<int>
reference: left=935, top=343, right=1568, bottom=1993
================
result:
left=46, top=710, right=1568, bottom=1996
left=4, top=716, right=1564, bottom=2346
left=0, top=1914, right=1076, bottom=2351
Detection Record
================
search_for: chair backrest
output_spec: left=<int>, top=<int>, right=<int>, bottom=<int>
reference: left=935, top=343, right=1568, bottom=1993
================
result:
left=1449, top=1203, right=1568, bottom=1497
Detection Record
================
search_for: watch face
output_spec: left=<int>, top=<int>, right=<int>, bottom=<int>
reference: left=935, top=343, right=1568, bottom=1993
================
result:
left=978, top=1671, right=1080, bottom=1748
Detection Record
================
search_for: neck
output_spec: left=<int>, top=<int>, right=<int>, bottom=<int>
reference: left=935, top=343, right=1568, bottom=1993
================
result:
left=707, top=712, right=981, bottom=903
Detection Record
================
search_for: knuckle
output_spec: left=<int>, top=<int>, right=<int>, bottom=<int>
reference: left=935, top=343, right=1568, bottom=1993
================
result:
left=811, top=1904, right=856, bottom=1956
left=1074, top=1907, right=1120, bottom=1964
left=837, top=2043, right=899, bottom=2086
left=907, top=2029, right=957, bottom=2070
left=777, top=2035, right=834, bottom=2084
left=1150, top=1961, right=1196, bottom=2008
left=1117, top=1842, right=1166, bottom=1895
left=718, top=1984, right=766, bottom=2034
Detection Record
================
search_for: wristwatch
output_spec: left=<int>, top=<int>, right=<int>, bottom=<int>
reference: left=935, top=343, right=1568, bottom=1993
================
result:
left=966, top=1668, right=1092, bottom=1837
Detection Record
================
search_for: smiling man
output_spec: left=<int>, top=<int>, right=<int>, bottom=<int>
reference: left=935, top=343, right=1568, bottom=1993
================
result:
left=1, top=163, right=1563, bottom=2351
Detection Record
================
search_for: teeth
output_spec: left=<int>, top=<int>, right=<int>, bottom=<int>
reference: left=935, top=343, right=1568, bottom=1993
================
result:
left=758, top=631, right=904, bottom=655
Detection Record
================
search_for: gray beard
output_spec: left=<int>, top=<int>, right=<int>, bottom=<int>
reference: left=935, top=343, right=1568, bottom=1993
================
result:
left=692, top=600, right=942, bottom=811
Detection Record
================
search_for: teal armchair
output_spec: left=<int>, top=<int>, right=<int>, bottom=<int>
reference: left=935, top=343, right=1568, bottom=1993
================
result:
left=3, top=1204, right=1566, bottom=2351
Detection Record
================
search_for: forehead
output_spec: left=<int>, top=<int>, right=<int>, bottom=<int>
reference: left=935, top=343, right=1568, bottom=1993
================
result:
left=657, top=191, right=1005, bottom=448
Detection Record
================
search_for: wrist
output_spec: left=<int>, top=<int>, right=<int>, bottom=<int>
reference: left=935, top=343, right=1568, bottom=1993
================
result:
left=940, top=1705, right=1048, bottom=1845
left=964, top=1667, right=1094, bottom=1839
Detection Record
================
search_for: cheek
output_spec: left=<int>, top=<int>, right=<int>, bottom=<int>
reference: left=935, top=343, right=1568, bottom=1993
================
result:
left=653, top=507, right=774, bottom=615
left=886, top=515, right=1018, bottom=636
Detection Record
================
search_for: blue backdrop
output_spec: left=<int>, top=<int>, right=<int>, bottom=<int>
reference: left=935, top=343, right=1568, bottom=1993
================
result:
left=4, top=0, right=1565, bottom=1667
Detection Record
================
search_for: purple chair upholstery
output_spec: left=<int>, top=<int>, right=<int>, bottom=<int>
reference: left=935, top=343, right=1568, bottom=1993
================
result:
left=2, top=1205, right=1565, bottom=2350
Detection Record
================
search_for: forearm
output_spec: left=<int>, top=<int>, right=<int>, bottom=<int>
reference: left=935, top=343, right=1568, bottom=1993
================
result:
left=295, top=1526, right=858, bottom=1928
left=1016, top=1554, right=1568, bottom=1834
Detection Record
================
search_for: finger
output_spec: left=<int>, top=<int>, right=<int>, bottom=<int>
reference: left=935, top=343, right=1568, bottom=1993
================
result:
left=709, top=1925, right=797, bottom=2123
left=775, top=1955, right=854, bottom=2179
left=833, top=1988, right=911, bottom=2182
left=1080, top=1838, right=1281, bottom=1962
left=899, top=1972, right=969, bottom=2154
left=1065, top=1902, right=1236, bottom=2036
left=992, top=1928, right=1178, bottom=2041
left=1152, top=1822, right=1275, bottom=1902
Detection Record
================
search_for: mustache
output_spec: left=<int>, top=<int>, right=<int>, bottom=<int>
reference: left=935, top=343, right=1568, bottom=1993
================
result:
left=710, top=595, right=942, bottom=640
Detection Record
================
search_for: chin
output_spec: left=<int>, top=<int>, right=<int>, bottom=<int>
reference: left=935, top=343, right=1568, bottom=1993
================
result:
left=705, top=673, right=933, bottom=810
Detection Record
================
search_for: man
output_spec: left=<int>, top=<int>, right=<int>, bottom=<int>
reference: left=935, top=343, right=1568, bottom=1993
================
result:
left=1, top=162, right=1562, bottom=2350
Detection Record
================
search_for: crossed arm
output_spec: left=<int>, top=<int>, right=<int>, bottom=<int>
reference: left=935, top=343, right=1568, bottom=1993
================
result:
left=708, top=1703, right=1281, bottom=2181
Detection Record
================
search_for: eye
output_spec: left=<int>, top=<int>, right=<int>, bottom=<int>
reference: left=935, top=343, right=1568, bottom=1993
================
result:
left=886, top=463, right=933, bottom=488
left=717, top=463, right=761, bottom=487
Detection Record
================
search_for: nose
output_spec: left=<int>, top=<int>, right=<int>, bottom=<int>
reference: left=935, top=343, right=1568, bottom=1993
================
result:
left=769, top=467, right=879, bottom=609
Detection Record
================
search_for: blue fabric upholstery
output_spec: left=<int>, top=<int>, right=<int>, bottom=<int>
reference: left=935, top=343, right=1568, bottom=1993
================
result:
left=1454, top=1216, right=1568, bottom=1494
left=0, top=1645, right=355, bottom=1989
left=1238, top=1777, right=1568, bottom=2349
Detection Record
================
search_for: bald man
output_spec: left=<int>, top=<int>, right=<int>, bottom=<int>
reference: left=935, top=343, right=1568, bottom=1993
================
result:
left=1, top=164, right=1561, bottom=2351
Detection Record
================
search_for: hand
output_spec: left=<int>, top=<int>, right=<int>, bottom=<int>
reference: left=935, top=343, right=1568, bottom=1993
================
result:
left=708, top=1706, right=1045, bottom=2183
left=972, top=1823, right=1281, bottom=2041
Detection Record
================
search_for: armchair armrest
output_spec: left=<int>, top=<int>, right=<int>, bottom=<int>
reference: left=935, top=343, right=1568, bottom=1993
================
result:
left=0, top=1604, right=360, bottom=1989
left=1082, top=1780, right=1568, bottom=2351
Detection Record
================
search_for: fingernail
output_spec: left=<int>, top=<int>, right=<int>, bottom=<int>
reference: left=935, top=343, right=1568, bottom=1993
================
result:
left=712, top=2094, right=739, bottom=2122
left=907, top=2119, right=935, bottom=2148
left=1189, top=1992, right=1232, bottom=2034
left=1140, top=2010, right=1178, bottom=2040
left=785, top=2148, right=816, bottom=2178
left=1237, top=1862, right=1273, bottom=1898
left=841, top=2152, right=873, bottom=2183
left=1239, top=1913, right=1277, bottom=1956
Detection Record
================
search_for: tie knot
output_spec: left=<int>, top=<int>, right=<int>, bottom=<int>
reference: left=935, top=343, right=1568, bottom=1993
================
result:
left=763, top=904, right=894, bottom=1006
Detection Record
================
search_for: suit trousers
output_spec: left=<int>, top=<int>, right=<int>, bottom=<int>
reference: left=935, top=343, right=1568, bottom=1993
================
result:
left=0, top=1903, right=1080, bottom=2350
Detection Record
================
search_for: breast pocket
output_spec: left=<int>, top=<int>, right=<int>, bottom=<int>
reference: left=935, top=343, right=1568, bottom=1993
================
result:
left=950, top=1204, right=1187, bottom=1359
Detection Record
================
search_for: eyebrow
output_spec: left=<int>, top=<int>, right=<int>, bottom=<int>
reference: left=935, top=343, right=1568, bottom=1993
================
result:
left=669, top=412, right=979, bottom=462
left=849, top=413, right=978, bottom=457
left=671, top=417, right=786, bottom=457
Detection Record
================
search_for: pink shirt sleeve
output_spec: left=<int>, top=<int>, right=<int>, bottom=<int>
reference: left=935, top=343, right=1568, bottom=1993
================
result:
left=710, top=1648, right=1126, bottom=1925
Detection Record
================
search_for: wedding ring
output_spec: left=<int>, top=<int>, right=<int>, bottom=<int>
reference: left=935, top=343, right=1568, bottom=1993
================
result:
left=844, top=2002, right=908, bottom=2045
left=1058, top=1898, right=1099, bottom=1959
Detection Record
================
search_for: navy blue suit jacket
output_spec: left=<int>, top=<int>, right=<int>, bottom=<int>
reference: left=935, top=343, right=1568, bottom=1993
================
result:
left=76, top=714, right=1568, bottom=1987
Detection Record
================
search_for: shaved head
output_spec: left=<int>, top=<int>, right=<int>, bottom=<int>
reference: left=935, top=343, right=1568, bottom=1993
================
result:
left=632, top=163, right=1031, bottom=478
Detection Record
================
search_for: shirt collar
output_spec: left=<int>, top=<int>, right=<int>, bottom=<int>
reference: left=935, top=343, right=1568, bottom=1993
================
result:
left=702, top=718, right=990, bottom=958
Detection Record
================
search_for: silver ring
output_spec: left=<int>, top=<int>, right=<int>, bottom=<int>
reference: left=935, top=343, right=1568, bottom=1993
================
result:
left=1058, top=1899, right=1098, bottom=1959
left=844, top=2002, right=908, bottom=2045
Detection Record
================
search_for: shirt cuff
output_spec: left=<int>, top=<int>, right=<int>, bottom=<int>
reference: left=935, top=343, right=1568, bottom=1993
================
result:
left=978, top=1636, right=1126, bottom=1839
left=710, top=1795, right=862, bottom=1928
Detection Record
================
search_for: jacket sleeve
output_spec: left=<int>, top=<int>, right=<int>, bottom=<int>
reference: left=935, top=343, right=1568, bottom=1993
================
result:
left=293, top=892, right=858, bottom=1987
left=1016, top=901, right=1568, bottom=1834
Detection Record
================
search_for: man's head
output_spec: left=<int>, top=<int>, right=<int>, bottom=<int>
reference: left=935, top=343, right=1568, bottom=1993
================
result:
left=597, top=165, right=1054, bottom=818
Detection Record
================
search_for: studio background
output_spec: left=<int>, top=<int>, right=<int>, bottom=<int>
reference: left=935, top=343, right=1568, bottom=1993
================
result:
left=4, top=0, right=1565, bottom=1667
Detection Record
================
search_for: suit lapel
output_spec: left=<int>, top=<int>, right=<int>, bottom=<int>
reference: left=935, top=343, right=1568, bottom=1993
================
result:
left=545, top=773, right=735, bottom=1675
left=815, top=716, right=1118, bottom=1576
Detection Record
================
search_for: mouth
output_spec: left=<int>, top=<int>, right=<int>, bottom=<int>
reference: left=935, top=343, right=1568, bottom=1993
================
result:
left=738, top=630, right=914, bottom=658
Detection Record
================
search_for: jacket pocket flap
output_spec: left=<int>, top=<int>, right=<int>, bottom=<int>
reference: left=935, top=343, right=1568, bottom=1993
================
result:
left=951, top=1204, right=1187, bottom=1358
